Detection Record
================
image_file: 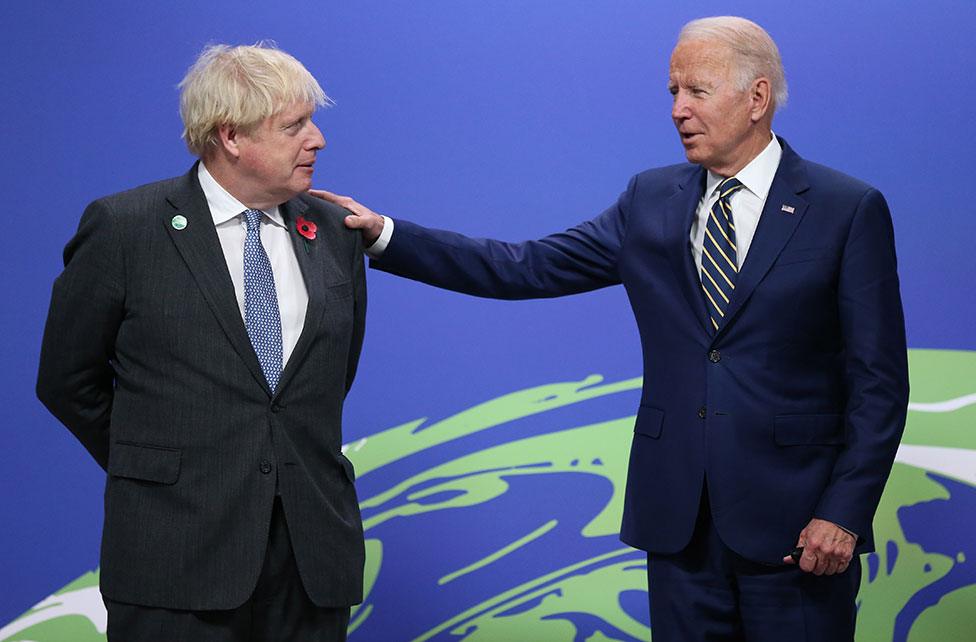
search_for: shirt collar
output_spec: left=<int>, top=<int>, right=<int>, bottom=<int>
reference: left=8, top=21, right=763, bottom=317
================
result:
left=197, top=162, right=286, bottom=228
left=704, top=133, right=783, bottom=201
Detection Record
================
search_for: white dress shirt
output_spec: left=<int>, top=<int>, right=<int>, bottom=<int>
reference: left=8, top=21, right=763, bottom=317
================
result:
left=690, top=135, right=782, bottom=275
left=198, top=163, right=308, bottom=367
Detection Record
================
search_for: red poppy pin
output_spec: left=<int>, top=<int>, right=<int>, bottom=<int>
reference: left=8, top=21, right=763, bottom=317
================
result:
left=296, top=216, right=317, bottom=254
left=296, top=216, right=317, bottom=240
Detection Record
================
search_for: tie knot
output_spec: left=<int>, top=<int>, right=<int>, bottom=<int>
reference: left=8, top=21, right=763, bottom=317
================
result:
left=718, top=177, right=744, bottom=199
left=243, top=209, right=263, bottom=230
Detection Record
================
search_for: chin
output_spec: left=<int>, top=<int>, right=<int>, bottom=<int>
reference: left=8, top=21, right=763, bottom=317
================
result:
left=685, top=149, right=715, bottom=168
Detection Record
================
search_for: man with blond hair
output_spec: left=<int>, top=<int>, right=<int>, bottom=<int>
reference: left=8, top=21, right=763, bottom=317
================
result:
left=38, top=43, right=365, bottom=641
left=318, top=16, right=908, bottom=641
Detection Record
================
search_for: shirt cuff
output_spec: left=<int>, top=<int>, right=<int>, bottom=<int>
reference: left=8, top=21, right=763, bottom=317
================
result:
left=365, top=216, right=394, bottom=258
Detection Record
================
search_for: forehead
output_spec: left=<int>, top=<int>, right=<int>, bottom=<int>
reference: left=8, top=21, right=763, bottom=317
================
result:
left=669, top=39, right=733, bottom=83
left=257, top=102, right=315, bottom=129
left=268, top=101, right=316, bottom=124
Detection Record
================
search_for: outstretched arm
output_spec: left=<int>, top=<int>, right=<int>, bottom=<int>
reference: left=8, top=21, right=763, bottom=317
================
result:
left=308, top=180, right=635, bottom=300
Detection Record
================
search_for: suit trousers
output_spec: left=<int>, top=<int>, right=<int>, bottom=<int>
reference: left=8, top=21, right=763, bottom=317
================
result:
left=104, top=497, right=350, bottom=642
left=646, top=488, right=860, bottom=642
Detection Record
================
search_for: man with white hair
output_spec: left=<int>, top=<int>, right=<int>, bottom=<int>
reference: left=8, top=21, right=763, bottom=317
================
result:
left=38, top=43, right=366, bottom=640
left=317, top=16, right=908, bottom=641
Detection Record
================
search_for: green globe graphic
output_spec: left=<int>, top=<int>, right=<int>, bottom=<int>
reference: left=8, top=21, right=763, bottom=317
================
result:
left=3, top=349, right=974, bottom=641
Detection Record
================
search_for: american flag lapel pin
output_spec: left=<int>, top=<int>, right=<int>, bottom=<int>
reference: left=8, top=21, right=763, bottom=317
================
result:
left=781, top=204, right=795, bottom=214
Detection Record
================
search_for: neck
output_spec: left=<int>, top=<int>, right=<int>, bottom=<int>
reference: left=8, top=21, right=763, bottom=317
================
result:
left=709, top=129, right=773, bottom=178
left=201, top=156, right=279, bottom=211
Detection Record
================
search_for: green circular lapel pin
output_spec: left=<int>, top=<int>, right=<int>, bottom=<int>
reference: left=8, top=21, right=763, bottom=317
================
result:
left=171, top=215, right=188, bottom=230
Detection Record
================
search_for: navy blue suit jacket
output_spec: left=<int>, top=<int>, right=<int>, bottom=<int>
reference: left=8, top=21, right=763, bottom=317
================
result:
left=374, top=139, right=909, bottom=564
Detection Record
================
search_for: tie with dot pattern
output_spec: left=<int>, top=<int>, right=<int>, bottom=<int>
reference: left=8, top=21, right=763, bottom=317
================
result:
left=700, top=177, right=745, bottom=333
left=242, top=209, right=283, bottom=392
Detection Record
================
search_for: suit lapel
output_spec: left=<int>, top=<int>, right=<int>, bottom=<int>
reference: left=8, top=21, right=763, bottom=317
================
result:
left=164, top=166, right=270, bottom=394
left=716, top=140, right=810, bottom=339
left=665, top=167, right=712, bottom=335
left=275, top=198, right=328, bottom=396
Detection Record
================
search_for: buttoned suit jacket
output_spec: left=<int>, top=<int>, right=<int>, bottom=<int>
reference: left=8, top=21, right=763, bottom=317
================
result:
left=37, top=164, right=367, bottom=609
left=373, top=138, right=909, bottom=563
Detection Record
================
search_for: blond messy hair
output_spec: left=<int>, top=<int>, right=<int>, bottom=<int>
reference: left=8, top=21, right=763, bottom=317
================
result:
left=178, top=42, right=331, bottom=157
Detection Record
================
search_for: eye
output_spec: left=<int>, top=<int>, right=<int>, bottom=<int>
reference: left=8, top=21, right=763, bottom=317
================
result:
left=283, top=118, right=306, bottom=132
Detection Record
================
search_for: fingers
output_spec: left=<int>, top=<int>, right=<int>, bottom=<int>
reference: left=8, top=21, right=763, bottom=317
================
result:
left=790, top=519, right=855, bottom=575
left=341, top=209, right=384, bottom=239
left=798, top=541, right=852, bottom=575
left=798, top=549, right=838, bottom=575
left=306, top=188, right=384, bottom=245
left=308, top=188, right=362, bottom=213
left=308, top=188, right=379, bottom=221
left=308, top=188, right=342, bottom=203
left=785, top=548, right=852, bottom=574
left=799, top=549, right=819, bottom=574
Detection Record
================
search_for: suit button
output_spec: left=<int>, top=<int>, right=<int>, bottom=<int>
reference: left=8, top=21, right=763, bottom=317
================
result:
left=260, top=460, right=272, bottom=474
left=270, top=403, right=281, bottom=413
left=698, top=407, right=707, bottom=419
left=708, top=350, right=721, bottom=363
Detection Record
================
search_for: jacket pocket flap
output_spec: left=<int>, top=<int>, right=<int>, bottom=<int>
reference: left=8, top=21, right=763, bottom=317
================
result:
left=325, top=281, right=353, bottom=301
left=634, top=405, right=665, bottom=439
left=774, top=247, right=829, bottom=267
left=109, top=441, right=182, bottom=484
left=774, top=414, right=845, bottom=445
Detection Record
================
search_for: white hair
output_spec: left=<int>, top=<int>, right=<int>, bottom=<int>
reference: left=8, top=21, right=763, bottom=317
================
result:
left=679, top=16, right=788, bottom=111
left=178, top=42, right=331, bottom=157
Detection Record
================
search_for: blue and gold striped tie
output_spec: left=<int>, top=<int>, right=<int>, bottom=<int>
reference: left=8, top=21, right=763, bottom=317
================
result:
left=701, top=177, right=745, bottom=332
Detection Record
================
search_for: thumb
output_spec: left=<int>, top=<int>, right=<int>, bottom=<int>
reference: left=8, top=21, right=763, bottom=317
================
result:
left=344, top=214, right=369, bottom=230
left=784, top=531, right=807, bottom=564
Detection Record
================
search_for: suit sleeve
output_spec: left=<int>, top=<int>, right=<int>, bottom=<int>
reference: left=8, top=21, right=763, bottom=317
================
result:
left=371, top=177, right=637, bottom=299
left=345, top=231, right=367, bottom=394
left=36, top=199, right=126, bottom=470
left=814, top=188, right=909, bottom=541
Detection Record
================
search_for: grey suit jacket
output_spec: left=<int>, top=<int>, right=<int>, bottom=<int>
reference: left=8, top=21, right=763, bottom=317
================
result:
left=37, top=164, right=367, bottom=610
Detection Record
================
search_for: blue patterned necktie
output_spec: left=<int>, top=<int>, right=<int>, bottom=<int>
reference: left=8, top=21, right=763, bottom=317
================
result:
left=242, top=209, right=283, bottom=392
left=700, top=177, right=745, bottom=333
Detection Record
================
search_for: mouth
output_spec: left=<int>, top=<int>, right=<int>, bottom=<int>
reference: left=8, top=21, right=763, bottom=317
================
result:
left=679, top=132, right=702, bottom=144
left=296, top=161, right=316, bottom=172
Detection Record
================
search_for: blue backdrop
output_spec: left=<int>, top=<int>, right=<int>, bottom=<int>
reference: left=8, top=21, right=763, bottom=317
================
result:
left=2, top=2, right=974, bottom=641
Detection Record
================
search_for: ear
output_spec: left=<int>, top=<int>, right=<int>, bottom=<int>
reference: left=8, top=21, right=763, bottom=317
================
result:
left=217, top=124, right=242, bottom=159
left=749, top=77, right=772, bottom=123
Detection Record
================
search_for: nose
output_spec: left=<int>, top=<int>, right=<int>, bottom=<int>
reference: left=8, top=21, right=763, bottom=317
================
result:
left=671, top=91, right=690, bottom=122
left=308, top=121, right=326, bottom=150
